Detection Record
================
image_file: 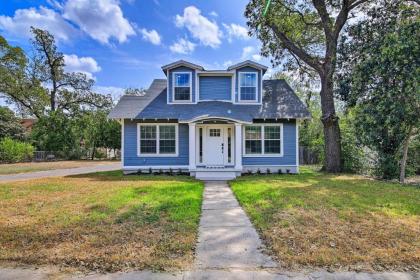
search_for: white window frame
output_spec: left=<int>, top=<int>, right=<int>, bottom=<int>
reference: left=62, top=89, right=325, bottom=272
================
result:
left=243, top=124, right=283, bottom=157
left=238, top=72, right=258, bottom=103
left=137, top=123, right=179, bottom=157
left=172, top=72, right=192, bottom=103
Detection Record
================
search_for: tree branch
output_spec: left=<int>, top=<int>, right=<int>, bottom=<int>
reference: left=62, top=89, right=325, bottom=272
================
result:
left=312, top=0, right=333, bottom=37
left=269, top=24, right=323, bottom=74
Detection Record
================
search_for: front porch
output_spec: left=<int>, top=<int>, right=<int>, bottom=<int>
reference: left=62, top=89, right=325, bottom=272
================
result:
left=186, top=117, right=244, bottom=180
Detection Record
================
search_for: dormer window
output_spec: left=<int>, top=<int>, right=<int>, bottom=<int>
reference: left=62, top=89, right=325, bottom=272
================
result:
left=239, top=72, right=257, bottom=102
left=173, top=72, right=191, bottom=101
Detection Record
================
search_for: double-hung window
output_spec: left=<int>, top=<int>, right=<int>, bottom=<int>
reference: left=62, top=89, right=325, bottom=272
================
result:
left=239, top=72, right=257, bottom=101
left=138, top=124, right=177, bottom=156
left=244, top=125, right=283, bottom=156
left=173, top=72, right=191, bottom=101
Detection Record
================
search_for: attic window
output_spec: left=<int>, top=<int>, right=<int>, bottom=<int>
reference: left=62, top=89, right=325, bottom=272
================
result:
left=173, top=72, right=191, bottom=101
left=239, top=72, right=257, bottom=101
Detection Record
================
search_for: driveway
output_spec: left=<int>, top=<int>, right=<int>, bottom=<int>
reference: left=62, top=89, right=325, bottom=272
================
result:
left=0, top=162, right=121, bottom=182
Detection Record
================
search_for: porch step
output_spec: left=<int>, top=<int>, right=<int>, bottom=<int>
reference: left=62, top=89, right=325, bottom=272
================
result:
left=195, top=171, right=238, bottom=181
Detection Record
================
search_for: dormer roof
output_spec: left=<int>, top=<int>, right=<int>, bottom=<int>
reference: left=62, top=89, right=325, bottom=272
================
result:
left=161, top=59, right=269, bottom=75
left=227, top=60, right=268, bottom=72
left=161, top=60, right=204, bottom=72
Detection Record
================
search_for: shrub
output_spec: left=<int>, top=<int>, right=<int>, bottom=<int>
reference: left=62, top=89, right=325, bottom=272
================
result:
left=0, top=138, right=34, bottom=163
left=277, top=169, right=283, bottom=174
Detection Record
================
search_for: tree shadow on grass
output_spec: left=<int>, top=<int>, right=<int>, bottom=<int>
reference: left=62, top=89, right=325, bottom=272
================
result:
left=66, top=170, right=197, bottom=182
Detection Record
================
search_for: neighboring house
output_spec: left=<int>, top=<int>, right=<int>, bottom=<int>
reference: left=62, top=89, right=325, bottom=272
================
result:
left=109, top=60, right=311, bottom=180
left=20, top=118, right=36, bottom=133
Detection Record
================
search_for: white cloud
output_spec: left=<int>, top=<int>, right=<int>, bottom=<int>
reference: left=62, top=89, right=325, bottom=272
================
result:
left=223, top=60, right=232, bottom=68
left=175, top=6, right=222, bottom=48
left=241, top=46, right=262, bottom=62
left=241, top=46, right=255, bottom=60
left=252, top=54, right=262, bottom=61
left=223, top=23, right=249, bottom=42
left=169, top=38, right=196, bottom=54
left=140, top=28, right=161, bottom=45
left=0, top=6, right=77, bottom=41
left=63, top=0, right=135, bottom=44
left=63, top=54, right=101, bottom=79
left=209, top=11, right=218, bottom=17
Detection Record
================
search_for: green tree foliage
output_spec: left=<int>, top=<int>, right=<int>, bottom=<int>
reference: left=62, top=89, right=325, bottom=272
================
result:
left=336, top=0, right=420, bottom=180
left=0, top=28, right=112, bottom=117
left=31, top=111, right=83, bottom=158
left=0, top=137, right=34, bottom=163
left=81, top=111, right=121, bottom=159
left=245, top=0, right=373, bottom=172
left=0, top=106, right=26, bottom=140
left=0, top=35, right=46, bottom=117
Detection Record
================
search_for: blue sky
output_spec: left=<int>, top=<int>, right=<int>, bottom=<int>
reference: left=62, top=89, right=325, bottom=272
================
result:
left=0, top=0, right=271, bottom=97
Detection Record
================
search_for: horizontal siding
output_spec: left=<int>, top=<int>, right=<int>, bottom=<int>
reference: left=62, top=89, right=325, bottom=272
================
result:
left=168, top=66, right=196, bottom=103
left=242, top=121, right=297, bottom=166
left=199, top=76, right=231, bottom=101
left=124, top=120, right=189, bottom=166
left=235, top=66, right=261, bottom=103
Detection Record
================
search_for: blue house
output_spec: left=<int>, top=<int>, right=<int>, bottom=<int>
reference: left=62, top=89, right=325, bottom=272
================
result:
left=109, top=60, right=311, bottom=180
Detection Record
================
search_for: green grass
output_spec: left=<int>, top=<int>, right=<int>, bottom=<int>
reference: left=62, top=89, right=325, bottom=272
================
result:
left=0, top=171, right=203, bottom=272
left=230, top=166, right=420, bottom=271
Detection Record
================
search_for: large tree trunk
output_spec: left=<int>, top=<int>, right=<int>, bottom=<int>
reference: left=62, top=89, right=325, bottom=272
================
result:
left=399, top=126, right=413, bottom=183
left=320, top=74, right=342, bottom=173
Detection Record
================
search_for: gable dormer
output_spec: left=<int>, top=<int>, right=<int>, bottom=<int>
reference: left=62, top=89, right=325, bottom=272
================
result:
left=161, top=60, right=268, bottom=104
left=162, top=60, right=204, bottom=104
left=228, top=60, right=268, bottom=104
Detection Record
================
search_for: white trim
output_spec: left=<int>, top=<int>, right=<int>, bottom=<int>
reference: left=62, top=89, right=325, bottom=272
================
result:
left=121, top=118, right=124, bottom=168
left=242, top=123, right=284, bottom=157
left=231, top=72, right=235, bottom=102
left=196, top=72, right=199, bottom=102
left=296, top=121, right=299, bottom=173
left=179, top=115, right=252, bottom=124
left=124, top=165, right=189, bottom=170
left=260, top=69, right=263, bottom=103
left=234, top=123, right=243, bottom=170
left=198, top=99, right=232, bottom=103
left=166, top=69, right=169, bottom=104
left=137, top=123, right=179, bottom=157
left=227, top=60, right=268, bottom=71
left=195, top=124, right=235, bottom=167
left=189, top=123, right=196, bottom=170
left=238, top=72, right=258, bottom=103
left=196, top=70, right=235, bottom=76
left=162, top=60, right=204, bottom=71
left=172, top=71, right=192, bottom=103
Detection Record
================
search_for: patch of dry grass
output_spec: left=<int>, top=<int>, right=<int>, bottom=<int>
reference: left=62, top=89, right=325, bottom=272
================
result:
left=0, top=171, right=203, bottom=272
left=0, top=160, right=116, bottom=175
left=230, top=166, right=420, bottom=272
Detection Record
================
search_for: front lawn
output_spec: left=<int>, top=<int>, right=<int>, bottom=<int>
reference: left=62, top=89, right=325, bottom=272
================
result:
left=0, top=160, right=116, bottom=175
left=0, top=171, right=203, bottom=272
left=230, top=166, right=420, bottom=271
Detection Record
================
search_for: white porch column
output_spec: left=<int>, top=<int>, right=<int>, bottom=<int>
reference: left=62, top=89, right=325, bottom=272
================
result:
left=234, top=123, right=242, bottom=170
left=188, top=123, right=196, bottom=170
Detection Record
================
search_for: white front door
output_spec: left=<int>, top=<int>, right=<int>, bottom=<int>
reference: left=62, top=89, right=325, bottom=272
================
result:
left=204, top=127, right=224, bottom=165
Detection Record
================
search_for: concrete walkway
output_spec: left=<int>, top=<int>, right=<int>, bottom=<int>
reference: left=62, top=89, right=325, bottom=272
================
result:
left=0, top=162, right=121, bottom=182
left=195, top=181, right=276, bottom=269
left=1, top=180, right=419, bottom=279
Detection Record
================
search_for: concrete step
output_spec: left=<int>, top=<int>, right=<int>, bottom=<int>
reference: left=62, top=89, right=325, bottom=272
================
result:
left=195, top=171, right=238, bottom=180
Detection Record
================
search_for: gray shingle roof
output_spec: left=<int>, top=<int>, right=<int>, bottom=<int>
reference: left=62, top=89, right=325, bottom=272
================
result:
left=108, top=79, right=166, bottom=119
left=108, top=79, right=311, bottom=121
